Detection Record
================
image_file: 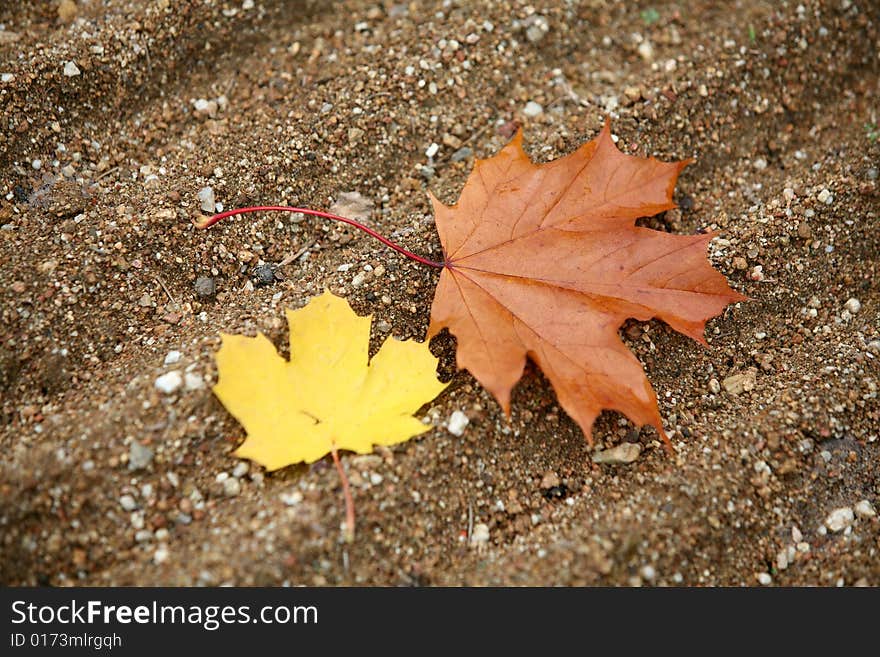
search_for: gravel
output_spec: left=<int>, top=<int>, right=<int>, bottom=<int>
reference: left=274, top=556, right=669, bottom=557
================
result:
left=154, top=371, right=183, bottom=394
left=854, top=500, right=876, bottom=518
left=824, top=507, right=854, bottom=533
left=197, top=187, right=216, bottom=213
left=163, top=351, right=182, bottom=365
left=194, top=276, right=216, bottom=297
left=62, top=61, right=81, bottom=77
left=591, top=443, right=641, bottom=465
left=523, top=101, right=544, bottom=118
left=128, top=442, right=154, bottom=471
left=119, top=495, right=138, bottom=512
left=222, top=477, right=241, bottom=497
left=470, top=523, right=490, bottom=546
left=447, top=410, right=469, bottom=436
left=844, top=298, right=861, bottom=314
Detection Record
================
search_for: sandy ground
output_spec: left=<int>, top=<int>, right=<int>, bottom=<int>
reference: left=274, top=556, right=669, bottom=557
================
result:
left=1, top=0, right=878, bottom=586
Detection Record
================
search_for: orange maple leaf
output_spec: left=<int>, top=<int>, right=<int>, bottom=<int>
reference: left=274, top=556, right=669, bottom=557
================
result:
left=428, top=121, right=746, bottom=446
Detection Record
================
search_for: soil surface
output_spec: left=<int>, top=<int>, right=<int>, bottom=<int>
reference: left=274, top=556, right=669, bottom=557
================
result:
left=1, top=0, right=878, bottom=587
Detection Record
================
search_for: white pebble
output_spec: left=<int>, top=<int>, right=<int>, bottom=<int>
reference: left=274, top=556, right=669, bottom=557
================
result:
left=280, top=490, right=303, bottom=506
left=63, top=61, right=81, bottom=77
left=369, top=472, right=383, bottom=486
left=591, top=442, right=641, bottom=464
left=470, top=523, right=490, bottom=546
left=425, top=142, right=440, bottom=158
left=164, top=350, right=182, bottom=365
left=119, top=494, right=137, bottom=511
left=232, top=462, right=249, bottom=478
left=197, top=186, right=216, bottom=213
left=1, top=73, right=14, bottom=83
left=817, top=188, right=832, bottom=204
left=523, top=101, right=544, bottom=118
left=756, top=572, right=773, bottom=586
left=31, top=159, right=42, bottom=170
left=223, top=477, right=241, bottom=497
left=154, top=370, right=182, bottom=394
left=184, top=372, right=205, bottom=391
left=638, top=41, right=654, bottom=61
left=791, top=525, right=803, bottom=543
left=153, top=546, right=169, bottom=564
left=825, top=507, right=854, bottom=533
left=844, top=298, right=861, bottom=314
left=854, top=500, right=876, bottom=518
left=447, top=410, right=469, bottom=436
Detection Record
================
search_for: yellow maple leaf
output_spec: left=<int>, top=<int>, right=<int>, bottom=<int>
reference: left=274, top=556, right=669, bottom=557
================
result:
left=213, top=290, right=448, bottom=471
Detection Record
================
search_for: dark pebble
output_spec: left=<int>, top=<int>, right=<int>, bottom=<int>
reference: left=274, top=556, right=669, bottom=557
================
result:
left=542, top=484, right=569, bottom=501
left=253, top=264, right=276, bottom=286
left=680, top=195, right=694, bottom=211
left=194, top=276, right=216, bottom=297
left=14, top=185, right=29, bottom=203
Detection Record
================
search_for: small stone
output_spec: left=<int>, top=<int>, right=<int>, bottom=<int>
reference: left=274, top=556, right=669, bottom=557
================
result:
left=844, top=298, right=861, bottom=314
left=1, top=73, right=14, bottom=83
left=128, top=442, right=154, bottom=471
left=135, top=530, right=153, bottom=542
left=232, top=462, right=249, bottom=478
left=153, top=546, right=169, bottom=564
left=119, top=495, right=138, bottom=511
left=753, top=158, right=767, bottom=171
left=638, top=41, right=655, bottom=61
left=792, top=526, right=803, bottom=543
left=733, top=256, right=748, bottom=270
left=280, top=490, right=303, bottom=506
left=624, top=86, right=642, bottom=102
left=592, top=442, right=641, bottom=464
left=756, top=572, right=773, bottom=586
left=447, top=410, right=469, bottom=436
left=194, top=277, right=216, bottom=297
left=854, top=500, right=876, bottom=518
left=722, top=368, right=757, bottom=394
left=63, top=61, right=81, bottom=77
left=351, top=271, right=367, bottom=288
left=154, top=371, right=182, bottom=394
left=470, top=523, right=490, bottom=546
left=540, top=471, right=560, bottom=489
left=523, top=15, right=549, bottom=43
left=197, top=187, right=215, bottom=213
left=184, top=372, right=205, bottom=391
left=817, top=189, right=832, bottom=204
left=451, top=146, right=473, bottom=162
left=253, top=264, right=275, bottom=286
left=825, top=507, right=854, bottom=533
left=523, top=101, right=543, bottom=118
left=329, top=191, right=373, bottom=221
left=708, top=378, right=721, bottom=394
left=425, top=142, right=440, bottom=159
left=223, top=477, right=241, bottom=497
left=164, top=350, right=182, bottom=365
left=776, top=550, right=789, bottom=571
left=867, top=167, right=879, bottom=181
